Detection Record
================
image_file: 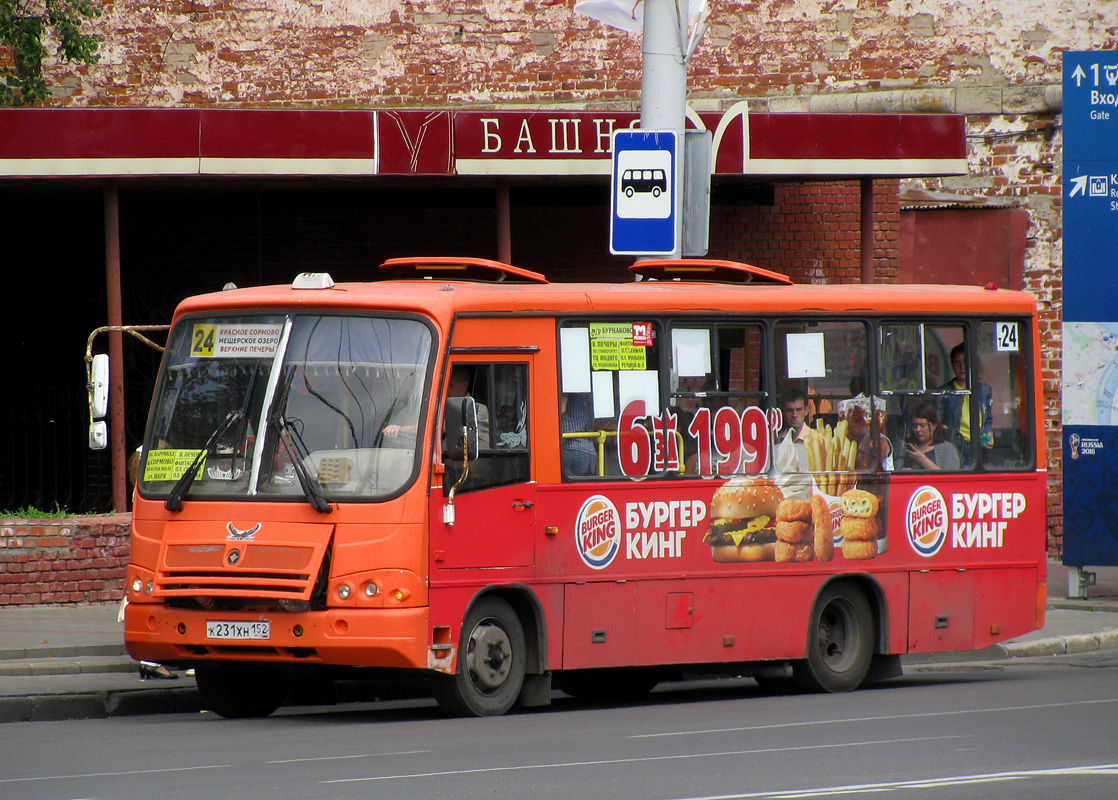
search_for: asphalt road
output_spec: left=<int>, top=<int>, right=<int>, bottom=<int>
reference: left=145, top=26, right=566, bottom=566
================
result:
left=1, top=651, right=1116, bottom=800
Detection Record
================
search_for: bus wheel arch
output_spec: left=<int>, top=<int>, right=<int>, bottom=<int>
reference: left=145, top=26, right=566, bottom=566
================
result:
left=792, top=577, right=879, bottom=693
left=432, top=586, right=547, bottom=717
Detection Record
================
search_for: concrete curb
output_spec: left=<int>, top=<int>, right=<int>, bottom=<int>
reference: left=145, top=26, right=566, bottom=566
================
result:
left=1001, top=628, right=1118, bottom=658
left=0, top=685, right=202, bottom=724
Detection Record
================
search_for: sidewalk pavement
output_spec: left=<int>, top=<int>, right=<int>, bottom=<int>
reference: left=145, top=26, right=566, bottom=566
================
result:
left=2, top=560, right=1117, bottom=723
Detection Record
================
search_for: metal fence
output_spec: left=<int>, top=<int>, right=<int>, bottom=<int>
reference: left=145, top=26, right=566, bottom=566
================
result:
left=1, top=381, right=156, bottom=516
left=2, top=384, right=112, bottom=514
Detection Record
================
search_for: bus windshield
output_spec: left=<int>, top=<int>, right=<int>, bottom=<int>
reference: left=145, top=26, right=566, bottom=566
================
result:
left=140, top=313, right=433, bottom=503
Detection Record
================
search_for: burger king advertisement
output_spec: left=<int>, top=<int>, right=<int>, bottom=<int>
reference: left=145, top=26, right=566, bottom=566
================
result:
left=567, top=474, right=1038, bottom=574
left=563, top=394, right=1040, bottom=573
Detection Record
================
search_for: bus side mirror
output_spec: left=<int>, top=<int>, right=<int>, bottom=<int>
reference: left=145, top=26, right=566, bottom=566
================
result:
left=90, top=353, right=109, bottom=419
left=443, top=396, right=479, bottom=461
left=88, top=353, right=110, bottom=451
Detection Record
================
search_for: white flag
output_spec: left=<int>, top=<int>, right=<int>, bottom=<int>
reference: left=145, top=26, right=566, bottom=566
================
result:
left=574, top=0, right=708, bottom=34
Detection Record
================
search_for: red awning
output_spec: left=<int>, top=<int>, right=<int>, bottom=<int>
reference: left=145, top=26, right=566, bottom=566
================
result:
left=0, top=106, right=966, bottom=179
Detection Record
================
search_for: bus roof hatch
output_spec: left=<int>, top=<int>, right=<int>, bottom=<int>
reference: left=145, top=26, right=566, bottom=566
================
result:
left=630, top=259, right=793, bottom=285
left=380, top=257, right=548, bottom=284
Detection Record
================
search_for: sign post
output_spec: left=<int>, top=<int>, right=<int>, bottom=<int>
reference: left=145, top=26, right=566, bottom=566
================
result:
left=1060, top=51, right=1118, bottom=593
left=578, top=0, right=708, bottom=260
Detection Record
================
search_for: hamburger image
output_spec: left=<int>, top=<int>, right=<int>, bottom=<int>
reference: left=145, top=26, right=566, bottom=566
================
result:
left=703, top=476, right=784, bottom=562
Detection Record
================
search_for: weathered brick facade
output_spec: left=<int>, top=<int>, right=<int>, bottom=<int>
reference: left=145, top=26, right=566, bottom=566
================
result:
left=0, top=516, right=129, bottom=607
left=18, top=1, right=1118, bottom=555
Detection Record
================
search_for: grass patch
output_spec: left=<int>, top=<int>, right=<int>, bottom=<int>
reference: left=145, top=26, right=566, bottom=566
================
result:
left=0, top=503, right=71, bottom=519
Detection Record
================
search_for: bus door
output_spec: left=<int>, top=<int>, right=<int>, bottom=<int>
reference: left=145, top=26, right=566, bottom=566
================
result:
left=431, top=358, right=536, bottom=569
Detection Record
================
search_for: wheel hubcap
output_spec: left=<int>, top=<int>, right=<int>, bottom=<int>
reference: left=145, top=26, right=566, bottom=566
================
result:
left=818, top=602, right=853, bottom=669
left=466, top=619, right=512, bottom=693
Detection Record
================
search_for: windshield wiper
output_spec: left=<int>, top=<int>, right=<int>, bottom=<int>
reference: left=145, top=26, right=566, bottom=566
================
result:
left=274, top=415, right=332, bottom=513
left=165, top=410, right=243, bottom=512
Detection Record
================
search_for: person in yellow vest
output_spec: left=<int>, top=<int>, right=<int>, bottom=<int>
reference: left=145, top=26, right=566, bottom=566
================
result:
left=936, top=343, right=993, bottom=464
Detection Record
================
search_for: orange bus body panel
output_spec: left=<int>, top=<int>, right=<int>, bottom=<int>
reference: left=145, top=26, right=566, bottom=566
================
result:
left=127, top=273, right=1046, bottom=694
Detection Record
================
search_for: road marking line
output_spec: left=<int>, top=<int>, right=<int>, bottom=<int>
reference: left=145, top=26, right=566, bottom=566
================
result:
left=631, top=697, right=1118, bottom=738
left=321, top=735, right=967, bottom=784
left=658, top=763, right=1118, bottom=799
left=0, top=764, right=231, bottom=784
left=269, top=749, right=432, bottom=764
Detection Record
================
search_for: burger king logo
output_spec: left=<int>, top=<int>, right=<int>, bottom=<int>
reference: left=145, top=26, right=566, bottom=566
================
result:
left=906, top=485, right=948, bottom=557
left=575, top=495, right=622, bottom=570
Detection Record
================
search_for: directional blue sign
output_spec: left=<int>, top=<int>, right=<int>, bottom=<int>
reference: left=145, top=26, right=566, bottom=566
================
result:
left=1062, top=51, right=1118, bottom=568
left=1063, top=52, right=1118, bottom=321
left=610, top=129, right=678, bottom=256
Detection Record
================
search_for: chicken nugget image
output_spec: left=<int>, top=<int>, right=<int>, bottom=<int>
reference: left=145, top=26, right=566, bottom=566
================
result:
left=775, top=520, right=813, bottom=543
left=776, top=541, right=815, bottom=563
left=776, top=497, right=812, bottom=523
left=838, top=515, right=881, bottom=542
left=840, top=488, right=880, bottom=518
left=841, top=538, right=878, bottom=560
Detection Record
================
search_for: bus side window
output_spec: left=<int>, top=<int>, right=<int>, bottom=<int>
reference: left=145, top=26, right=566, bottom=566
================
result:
left=445, top=363, right=531, bottom=492
left=976, top=320, right=1030, bottom=469
left=775, top=320, right=882, bottom=472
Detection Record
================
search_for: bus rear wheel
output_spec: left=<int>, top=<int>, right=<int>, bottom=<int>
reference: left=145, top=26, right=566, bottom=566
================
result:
left=793, top=583, right=874, bottom=693
left=195, top=663, right=291, bottom=719
left=432, top=596, right=526, bottom=717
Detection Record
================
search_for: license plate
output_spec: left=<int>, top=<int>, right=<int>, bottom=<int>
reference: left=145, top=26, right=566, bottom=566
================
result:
left=206, top=620, right=271, bottom=640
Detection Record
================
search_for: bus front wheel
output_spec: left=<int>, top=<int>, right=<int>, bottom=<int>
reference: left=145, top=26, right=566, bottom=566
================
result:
left=432, top=595, right=526, bottom=717
left=195, top=663, right=291, bottom=719
left=793, top=583, right=873, bottom=693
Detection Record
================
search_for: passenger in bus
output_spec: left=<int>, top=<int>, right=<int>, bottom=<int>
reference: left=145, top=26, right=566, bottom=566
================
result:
left=447, top=365, right=490, bottom=448
left=774, top=389, right=815, bottom=499
left=936, top=343, right=993, bottom=463
left=559, top=393, right=597, bottom=476
left=777, top=388, right=814, bottom=473
left=901, top=401, right=960, bottom=471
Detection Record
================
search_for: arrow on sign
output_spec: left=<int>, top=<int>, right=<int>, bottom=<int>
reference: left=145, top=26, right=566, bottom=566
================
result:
left=1072, top=65, right=1087, bottom=87
left=1069, top=175, right=1089, bottom=197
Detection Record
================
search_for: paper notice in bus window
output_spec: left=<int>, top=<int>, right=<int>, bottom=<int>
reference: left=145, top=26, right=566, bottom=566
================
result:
left=191, top=323, right=283, bottom=358
left=618, top=370, right=659, bottom=413
left=560, top=327, right=592, bottom=393
left=592, top=371, right=615, bottom=418
left=672, top=328, right=712, bottom=377
left=786, top=332, right=826, bottom=378
left=143, top=449, right=205, bottom=482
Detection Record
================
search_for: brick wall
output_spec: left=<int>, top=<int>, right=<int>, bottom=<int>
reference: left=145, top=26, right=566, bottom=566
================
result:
left=0, top=516, right=129, bottom=607
left=21, top=0, right=1116, bottom=557
left=711, top=180, right=899, bottom=284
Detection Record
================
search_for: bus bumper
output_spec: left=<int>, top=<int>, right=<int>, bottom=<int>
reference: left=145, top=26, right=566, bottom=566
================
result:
left=124, top=603, right=431, bottom=671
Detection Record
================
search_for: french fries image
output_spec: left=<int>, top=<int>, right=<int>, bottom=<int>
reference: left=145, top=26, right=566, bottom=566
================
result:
left=807, top=419, right=858, bottom=496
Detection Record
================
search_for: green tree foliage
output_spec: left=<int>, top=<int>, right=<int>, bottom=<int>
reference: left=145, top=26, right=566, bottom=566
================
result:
left=0, top=0, right=102, bottom=106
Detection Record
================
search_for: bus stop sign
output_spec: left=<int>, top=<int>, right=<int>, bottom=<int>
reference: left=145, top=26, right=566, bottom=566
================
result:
left=610, top=129, right=678, bottom=256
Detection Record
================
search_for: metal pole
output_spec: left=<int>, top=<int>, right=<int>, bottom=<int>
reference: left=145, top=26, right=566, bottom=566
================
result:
left=860, top=178, right=874, bottom=283
left=104, top=183, right=128, bottom=513
left=496, top=178, right=512, bottom=264
left=641, top=0, right=688, bottom=259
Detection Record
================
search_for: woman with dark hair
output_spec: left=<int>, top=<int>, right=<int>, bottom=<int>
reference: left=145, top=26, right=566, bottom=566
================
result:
left=902, top=402, right=960, bottom=471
